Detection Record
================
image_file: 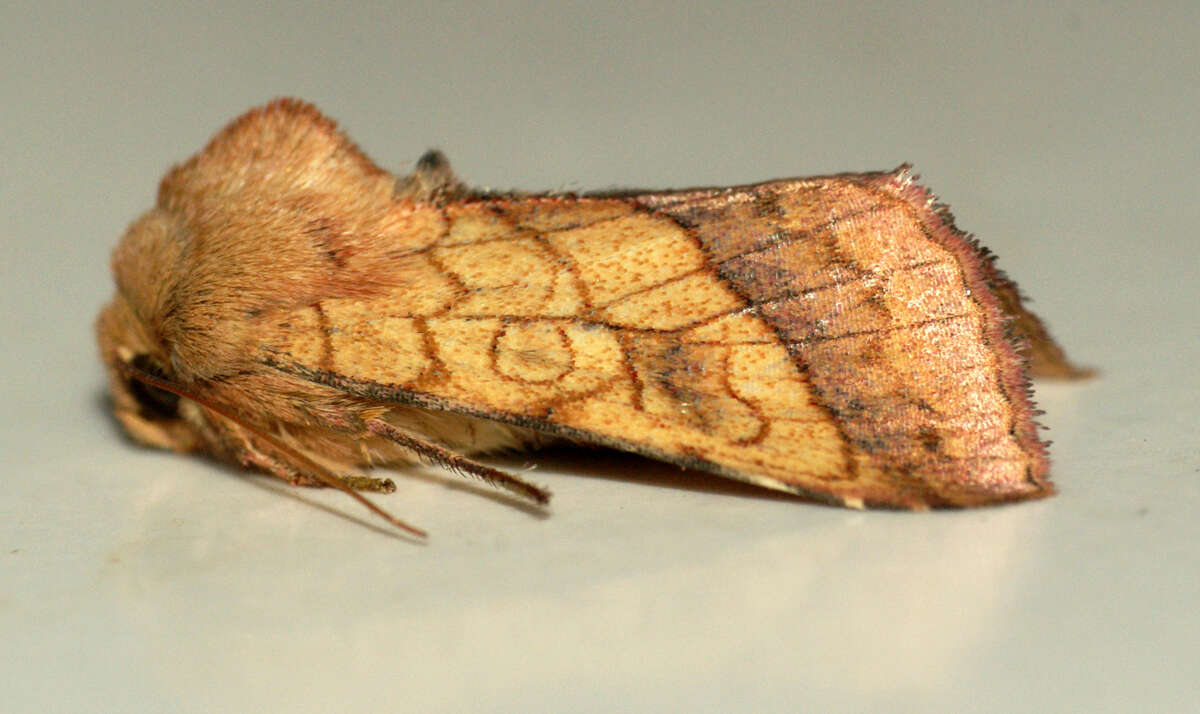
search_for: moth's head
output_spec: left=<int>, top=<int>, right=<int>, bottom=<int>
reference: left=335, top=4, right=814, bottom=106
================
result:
left=96, top=210, right=203, bottom=453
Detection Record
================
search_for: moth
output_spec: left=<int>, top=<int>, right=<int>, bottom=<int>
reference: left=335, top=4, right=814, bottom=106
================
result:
left=97, top=99, right=1088, bottom=536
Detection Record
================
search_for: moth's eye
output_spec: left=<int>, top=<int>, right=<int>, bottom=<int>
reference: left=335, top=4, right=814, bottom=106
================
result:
left=127, top=353, right=180, bottom=421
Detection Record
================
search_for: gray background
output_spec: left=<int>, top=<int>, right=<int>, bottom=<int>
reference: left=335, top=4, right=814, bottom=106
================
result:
left=3, top=2, right=1197, bottom=712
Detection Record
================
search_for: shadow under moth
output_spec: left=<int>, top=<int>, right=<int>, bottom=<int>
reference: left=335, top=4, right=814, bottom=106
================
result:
left=97, top=99, right=1089, bottom=536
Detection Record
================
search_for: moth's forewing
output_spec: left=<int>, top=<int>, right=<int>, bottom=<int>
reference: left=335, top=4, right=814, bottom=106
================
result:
left=268, top=171, right=1056, bottom=508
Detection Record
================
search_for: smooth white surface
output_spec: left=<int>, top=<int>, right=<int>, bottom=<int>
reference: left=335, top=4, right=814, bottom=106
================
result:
left=2, top=3, right=1197, bottom=712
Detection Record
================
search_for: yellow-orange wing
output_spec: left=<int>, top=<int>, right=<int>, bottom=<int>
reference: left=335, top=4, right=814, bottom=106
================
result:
left=266, top=169, right=1062, bottom=508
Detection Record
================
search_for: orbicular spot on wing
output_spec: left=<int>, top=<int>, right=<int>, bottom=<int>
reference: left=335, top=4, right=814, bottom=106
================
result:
left=493, top=322, right=573, bottom=383
left=424, top=318, right=630, bottom=415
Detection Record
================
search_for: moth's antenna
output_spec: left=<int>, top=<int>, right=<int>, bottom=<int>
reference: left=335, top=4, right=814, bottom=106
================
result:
left=118, top=362, right=427, bottom=539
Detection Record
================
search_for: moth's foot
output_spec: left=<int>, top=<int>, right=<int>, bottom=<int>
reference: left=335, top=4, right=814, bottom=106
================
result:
left=276, top=468, right=396, bottom=494
left=338, top=475, right=397, bottom=493
left=239, top=443, right=394, bottom=492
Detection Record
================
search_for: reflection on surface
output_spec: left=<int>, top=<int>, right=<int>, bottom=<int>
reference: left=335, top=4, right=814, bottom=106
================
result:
left=98, top=451, right=1049, bottom=710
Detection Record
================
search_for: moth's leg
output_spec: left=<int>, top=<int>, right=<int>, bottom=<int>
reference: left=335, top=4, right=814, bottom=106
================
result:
left=364, top=418, right=550, bottom=505
left=333, top=475, right=398, bottom=493
left=231, top=428, right=397, bottom=493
